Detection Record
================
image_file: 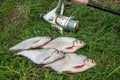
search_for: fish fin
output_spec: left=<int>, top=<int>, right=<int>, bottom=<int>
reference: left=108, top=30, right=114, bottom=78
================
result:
left=48, top=67, right=56, bottom=72
left=9, top=47, right=23, bottom=51
left=43, top=66, right=56, bottom=72
left=73, top=64, right=85, bottom=69
left=43, top=55, right=52, bottom=61
left=5, top=53, right=18, bottom=60
left=43, top=50, right=54, bottom=62
left=62, top=70, right=72, bottom=73
left=39, top=64, right=45, bottom=68
left=65, top=46, right=74, bottom=50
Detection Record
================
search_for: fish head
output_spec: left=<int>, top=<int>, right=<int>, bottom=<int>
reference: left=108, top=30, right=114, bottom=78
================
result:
left=50, top=50, right=65, bottom=61
left=73, top=40, right=86, bottom=49
left=64, top=40, right=86, bottom=52
left=84, top=58, right=97, bottom=68
left=43, top=50, right=65, bottom=64
left=72, top=58, right=97, bottom=73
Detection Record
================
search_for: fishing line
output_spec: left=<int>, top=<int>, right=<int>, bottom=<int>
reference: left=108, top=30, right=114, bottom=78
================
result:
left=69, top=6, right=80, bottom=18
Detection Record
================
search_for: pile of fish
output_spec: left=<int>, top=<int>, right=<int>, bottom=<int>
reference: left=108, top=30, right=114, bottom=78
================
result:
left=9, top=36, right=97, bottom=73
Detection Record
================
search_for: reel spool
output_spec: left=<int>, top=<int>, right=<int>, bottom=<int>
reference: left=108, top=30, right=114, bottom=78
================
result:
left=56, top=15, right=79, bottom=32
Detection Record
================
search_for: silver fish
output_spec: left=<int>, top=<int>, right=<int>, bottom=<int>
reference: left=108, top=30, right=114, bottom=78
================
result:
left=42, top=37, right=86, bottom=52
left=11, top=48, right=64, bottom=64
left=9, top=36, right=52, bottom=51
left=44, top=53, right=97, bottom=73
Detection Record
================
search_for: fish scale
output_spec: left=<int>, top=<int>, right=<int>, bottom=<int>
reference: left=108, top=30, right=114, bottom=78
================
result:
left=43, top=37, right=75, bottom=48
left=44, top=53, right=97, bottom=73
left=9, top=37, right=52, bottom=51
left=8, top=36, right=97, bottom=74
left=66, top=54, right=87, bottom=66
left=9, top=37, right=86, bottom=52
left=42, top=37, right=86, bottom=52
left=14, top=48, right=65, bottom=64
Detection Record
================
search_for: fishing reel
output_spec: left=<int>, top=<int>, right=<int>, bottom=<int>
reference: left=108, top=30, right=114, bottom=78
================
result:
left=40, top=0, right=79, bottom=34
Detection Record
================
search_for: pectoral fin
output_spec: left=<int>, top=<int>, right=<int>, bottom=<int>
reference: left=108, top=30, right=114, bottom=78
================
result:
left=73, top=64, right=85, bottom=69
left=43, top=53, right=53, bottom=64
left=65, top=46, right=74, bottom=50
left=43, top=55, right=52, bottom=61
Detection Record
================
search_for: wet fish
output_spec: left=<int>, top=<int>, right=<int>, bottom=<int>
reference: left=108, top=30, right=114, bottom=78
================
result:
left=9, top=36, right=52, bottom=51
left=9, top=48, right=65, bottom=64
left=42, top=37, right=86, bottom=52
left=44, top=53, right=97, bottom=73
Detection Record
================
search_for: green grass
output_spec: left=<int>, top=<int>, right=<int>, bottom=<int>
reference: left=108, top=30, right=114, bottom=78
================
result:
left=0, top=0, right=120, bottom=80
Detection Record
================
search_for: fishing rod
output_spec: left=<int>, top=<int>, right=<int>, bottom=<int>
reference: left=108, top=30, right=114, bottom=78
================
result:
left=71, top=0, right=120, bottom=16
left=40, top=0, right=120, bottom=34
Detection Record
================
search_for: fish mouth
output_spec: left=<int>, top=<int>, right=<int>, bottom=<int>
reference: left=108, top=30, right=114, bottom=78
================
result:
left=73, top=40, right=86, bottom=47
left=82, top=41, right=86, bottom=46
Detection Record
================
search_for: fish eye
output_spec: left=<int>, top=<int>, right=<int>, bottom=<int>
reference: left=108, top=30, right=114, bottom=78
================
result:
left=91, top=60, right=95, bottom=63
left=80, top=41, right=83, bottom=44
left=58, top=51, right=60, bottom=54
left=56, top=50, right=61, bottom=54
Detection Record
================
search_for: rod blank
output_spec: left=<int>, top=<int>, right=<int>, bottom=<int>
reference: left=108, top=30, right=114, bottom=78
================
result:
left=71, top=0, right=120, bottom=16
left=87, top=2, right=120, bottom=16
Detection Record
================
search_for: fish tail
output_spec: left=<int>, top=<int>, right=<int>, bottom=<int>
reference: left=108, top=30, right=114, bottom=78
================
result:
left=44, top=66, right=56, bottom=72
left=40, top=38, right=54, bottom=48
left=43, top=64, right=48, bottom=67
left=40, top=64, right=45, bottom=67
left=9, top=47, right=25, bottom=51
left=5, top=52, right=18, bottom=60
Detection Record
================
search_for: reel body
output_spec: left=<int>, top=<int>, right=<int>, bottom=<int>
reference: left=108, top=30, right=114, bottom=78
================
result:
left=40, top=0, right=79, bottom=34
